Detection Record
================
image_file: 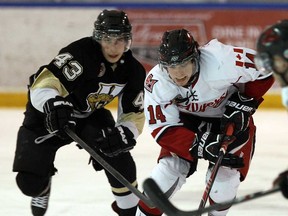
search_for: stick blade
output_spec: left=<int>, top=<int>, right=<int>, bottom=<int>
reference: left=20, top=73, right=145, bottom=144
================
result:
left=143, top=178, right=192, bottom=216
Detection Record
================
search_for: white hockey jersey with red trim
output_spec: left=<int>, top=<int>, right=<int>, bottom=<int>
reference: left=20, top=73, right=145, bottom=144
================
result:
left=144, top=39, right=268, bottom=160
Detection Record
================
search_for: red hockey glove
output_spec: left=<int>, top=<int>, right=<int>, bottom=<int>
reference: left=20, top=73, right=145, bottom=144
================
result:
left=43, top=96, right=76, bottom=140
left=221, top=92, right=257, bottom=136
left=190, top=131, right=243, bottom=168
left=273, top=170, right=288, bottom=199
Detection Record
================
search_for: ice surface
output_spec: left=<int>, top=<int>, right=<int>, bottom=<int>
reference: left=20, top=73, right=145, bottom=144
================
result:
left=1, top=108, right=287, bottom=216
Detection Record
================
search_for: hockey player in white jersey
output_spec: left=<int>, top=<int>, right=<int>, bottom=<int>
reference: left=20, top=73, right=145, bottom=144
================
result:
left=136, top=29, right=275, bottom=215
left=255, top=20, right=288, bottom=199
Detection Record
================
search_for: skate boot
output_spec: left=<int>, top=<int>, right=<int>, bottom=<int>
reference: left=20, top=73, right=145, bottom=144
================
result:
left=31, top=180, right=51, bottom=216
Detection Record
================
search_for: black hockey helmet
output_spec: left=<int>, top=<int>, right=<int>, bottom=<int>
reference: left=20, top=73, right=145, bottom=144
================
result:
left=255, top=20, right=288, bottom=75
left=159, top=29, right=200, bottom=67
left=93, top=9, right=132, bottom=40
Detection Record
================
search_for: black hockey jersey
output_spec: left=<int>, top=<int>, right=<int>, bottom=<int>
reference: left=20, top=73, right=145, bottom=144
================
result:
left=32, top=37, right=146, bottom=114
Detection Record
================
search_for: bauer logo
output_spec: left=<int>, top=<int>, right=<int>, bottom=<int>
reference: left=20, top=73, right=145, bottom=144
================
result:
left=226, top=101, right=254, bottom=112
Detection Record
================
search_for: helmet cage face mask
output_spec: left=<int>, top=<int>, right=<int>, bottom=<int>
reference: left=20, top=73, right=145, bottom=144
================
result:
left=93, top=10, right=132, bottom=51
left=97, top=32, right=132, bottom=52
left=254, top=52, right=274, bottom=75
left=159, top=47, right=199, bottom=68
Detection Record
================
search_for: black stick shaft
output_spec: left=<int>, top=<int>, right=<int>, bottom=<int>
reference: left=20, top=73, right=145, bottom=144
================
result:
left=198, top=124, right=234, bottom=213
left=64, top=126, right=155, bottom=208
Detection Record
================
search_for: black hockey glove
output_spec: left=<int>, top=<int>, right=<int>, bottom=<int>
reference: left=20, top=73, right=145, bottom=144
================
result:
left=220, top=92, right=257, bottom=135
left=190, top=131, right=244, bottom=168
left=43, top=96, right=76, bottom=139
left=95, top=126, right=136, bottom=157
left=273, top=170, right=288, bottom=199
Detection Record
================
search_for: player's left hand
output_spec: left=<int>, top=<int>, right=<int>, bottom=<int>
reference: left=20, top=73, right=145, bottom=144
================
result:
left=273, top=170, right=288, bottom=199
left=220, top=92, right=257, bottom=135
left=95, top=126, right=136, bottom=157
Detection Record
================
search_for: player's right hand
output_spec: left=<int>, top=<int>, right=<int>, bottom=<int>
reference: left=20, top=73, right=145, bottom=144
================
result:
left=43, top=96, right=76, bottom=139
left=190, top=131, right=243, bottom=168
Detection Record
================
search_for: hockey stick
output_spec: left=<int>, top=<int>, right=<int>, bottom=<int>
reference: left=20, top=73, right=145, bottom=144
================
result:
left=143, top=177, right=280, bottom=216
left=197, top=123, right=235, bottom=212
left=64, top=126, right=155, bottom=208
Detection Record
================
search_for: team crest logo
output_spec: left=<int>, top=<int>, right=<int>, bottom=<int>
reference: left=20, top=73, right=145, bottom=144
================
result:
left=144, top=74, right=158, bottom=93
left=87, top=93, right=114, bottom=111
left=86, top=83, right=124, bottom=111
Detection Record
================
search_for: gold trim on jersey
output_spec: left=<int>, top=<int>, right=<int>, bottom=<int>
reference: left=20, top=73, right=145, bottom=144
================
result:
left=111, top=180, right=138, bottom=194
left=118, top=112, right=145, bottom=135
left=30, top=68, right=69, bottom=97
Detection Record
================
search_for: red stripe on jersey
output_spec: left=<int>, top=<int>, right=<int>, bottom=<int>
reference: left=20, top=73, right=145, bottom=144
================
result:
left=151, top=126, right=195, bottom=161
left=233, top=48, right=243, bottom=53
left=235, top=61, right=244, bottom=67
left=244, top=75, right=275, bottom=102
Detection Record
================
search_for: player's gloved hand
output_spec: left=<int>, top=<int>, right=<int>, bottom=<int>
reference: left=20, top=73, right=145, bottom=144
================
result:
left=273, top=170, right=288, bottom=199
left=43, top=96, right=76, bottom=139
left=190, top=131, right=243, bottom=168
left=220, top=92, right=257, bottom=135
left=95, top=126, right=136, bottom=157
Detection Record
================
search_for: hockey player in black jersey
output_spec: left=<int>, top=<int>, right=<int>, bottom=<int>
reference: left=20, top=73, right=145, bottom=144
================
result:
left=12, top=9, right=146, bottom=216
